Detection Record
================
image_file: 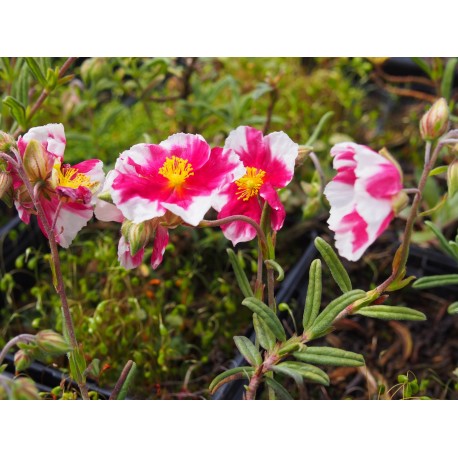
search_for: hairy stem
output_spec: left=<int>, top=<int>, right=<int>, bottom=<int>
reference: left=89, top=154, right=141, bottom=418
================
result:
left=109, top=360, right=134, bottom=400
left=9, top=148, right=89, bottom=399
left=0, top=334, right=35, bottom=365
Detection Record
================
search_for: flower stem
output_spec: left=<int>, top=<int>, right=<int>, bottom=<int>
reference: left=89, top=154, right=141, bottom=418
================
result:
left=0, top=334, right=35, bottom=365
left=9, top=148, right=89, bottom=400
left=376, top=139, right=444, bottom=293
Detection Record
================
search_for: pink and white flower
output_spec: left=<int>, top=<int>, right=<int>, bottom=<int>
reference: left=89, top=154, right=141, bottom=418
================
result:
left=110, top=133, right=244, bottom=227
left=216, top=126, right=298, bottom=245
left=13, top=124, right=104, bottom=248
left=324, top=142, right=406, bottom=261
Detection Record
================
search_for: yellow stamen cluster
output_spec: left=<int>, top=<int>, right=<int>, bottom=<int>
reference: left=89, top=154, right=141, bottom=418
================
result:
left=235, top=167, right=266, bottom=201
left=158, top=156, right=194, bottom=187
left=55, top=164, right=93, bottom=190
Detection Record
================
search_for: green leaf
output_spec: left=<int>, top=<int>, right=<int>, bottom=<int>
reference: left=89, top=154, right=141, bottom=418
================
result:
left=25, top=57, right=47, bottom=86
left=272, top=361, right=329, bottom=386
left=302, top=259, right=322, bottom=330
left=209, top=366, right=254, bottom=394
left=424, top=221, right=458, bottom=260
left=412, top=274, right=458, bottom=289
left=242, top=297, right=286, bottom=342
left=307, top=290, right=366, bottom=339
left=447, top=302, right=458, bottom=315
left=253, top=313, right=276, bottom=351
left=412, top=57, right=432, bottom=78
left=233, top=336, right=262, bottom=367
left=115, top=361, right=137, bottom=400
left=226, top=248, right=254, bottom=298
left=264, top=259, right=284, bottom=281
left=429, top=165, right=449, bottom=177
left=293, top=346, right=365, bottom=367
left=2, top=96, right=26, bottom=127
left=68, top=347, right=87, bottom=385
left=441, top=58, right=458, bottom=101
left=356, top=305, right=426, bottom=321
left=314, top=237, right=352, bottom=293
left=264, top=377, right=293, bottom=400
left=305, top=111, right=334, bottom=147
left=385, top=275, right=416, bottom=292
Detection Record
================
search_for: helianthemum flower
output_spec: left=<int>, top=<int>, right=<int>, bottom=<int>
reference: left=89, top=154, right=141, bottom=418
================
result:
left=216, top=126, right=298, bottom=245
left=324, top=142, right=407, bottom=261
left=106, top=133, right=244, bottom=269
left=13, top=123, right=104, bottom=248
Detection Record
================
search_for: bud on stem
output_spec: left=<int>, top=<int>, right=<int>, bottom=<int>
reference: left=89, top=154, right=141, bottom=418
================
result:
left=420, top=98, right=449, bottom=141
left=36, top=330, right=72, bottom=356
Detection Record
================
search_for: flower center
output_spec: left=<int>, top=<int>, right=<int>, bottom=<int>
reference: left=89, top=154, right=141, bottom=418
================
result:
left=235, top=167, right=266, bottom=201
left=158, top=156, right=194, bottom=188
left=54, top=164, right=93, bottom=190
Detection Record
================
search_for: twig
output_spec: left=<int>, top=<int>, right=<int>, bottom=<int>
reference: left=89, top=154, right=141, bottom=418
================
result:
left=109, top=360, right=134, bottom=400
left=0, top=334, right=35, bottom=365
left=13, top=57, right=77, bottom=137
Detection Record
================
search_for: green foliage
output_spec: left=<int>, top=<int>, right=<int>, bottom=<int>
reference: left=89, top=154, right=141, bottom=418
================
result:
left=412, top=274, right=458, bottom=289
left=293, top=346, right=365, bottom=367
left=302, top=259, right=322, bottom=330
left=314, top=237, right=352, bottom=293
left=233, top=336, right=262, bottom=367
left=356, top=305, right=427, bottom=321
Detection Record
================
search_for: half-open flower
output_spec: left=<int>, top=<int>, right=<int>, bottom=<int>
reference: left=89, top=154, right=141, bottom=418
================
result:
left=111, top=133, right=244, bottom=227
left=324, top=142, right=406, bottom=261
left=13, top=124, right=104, bottom=248
left=216, top=126, right=298, bottom=245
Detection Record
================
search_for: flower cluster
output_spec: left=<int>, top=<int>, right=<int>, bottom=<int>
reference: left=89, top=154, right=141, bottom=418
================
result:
left=3, top=123, right=408, bottom=269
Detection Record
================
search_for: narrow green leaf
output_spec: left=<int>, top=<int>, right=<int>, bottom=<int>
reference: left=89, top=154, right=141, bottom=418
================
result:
left=3, top=96, right=26, bottom=127
left=441, top=58, right=458, bottom=101
left=429, top=165, right=449, bottom=177
left=412, top=274, right=458, bottom=289
left=307, top=290, right=366, bottom=339
left=412, top=57, right=432, bottom=78
left=242, top=297, right=286, bottom=342
left=293, top=346, right=365, bottom=367
left=385, top=275, right=416, bottom=292
left=424, top=221, right=458, bottom=260
left=233, top=336, right=262, bottom=367
left=273, top=361, right=329, bottom=386
left=278, top=341, right=301, bottom=357
left=209, top=366, right=254, bottom=394
left=314, top=237, right=352, bottom=292
left=448, top=302, right=458, bottom=315
left=25, top=57, right=47, bottom=86
left=305, top=111, right=334, bottom=147
left=302, top=259, right=322, bottom=330
left=116, top=361, right=137, bottom=400
left=264, top=377, right=293, bottom=400
left=253, top=313, right=276, bottom=351
left=264, top=259, right=285, bottom=281
left=356, top=305, right=426, bottom=321
left=226, top=248, right=254, bottom=298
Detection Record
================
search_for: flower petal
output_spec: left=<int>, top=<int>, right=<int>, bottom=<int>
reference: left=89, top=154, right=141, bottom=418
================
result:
left=259, top=182, right=286, bottom=231
left=151, top=225, right=169, bottom=269
left=160, top=133, right=210, bottom=170
left=162, top=194, right=213, bottom=226
left=118, top=236, right=144, bottom=270
left=18, top=123, right=66, bottom=159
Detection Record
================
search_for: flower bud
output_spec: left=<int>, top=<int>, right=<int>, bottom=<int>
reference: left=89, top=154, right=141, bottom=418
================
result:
left=23, top=139, right=49, bottom=182
left=121, top=220, right=152, bottom=256
left=11, top=377, right=40, bottom=400
left=0, top=171, right=12, bottom=199
left=14, top=349, right=32, bottom=372
left=0, top=131, right=16, bottom=153
left=392, top=190, right=409, bottom=215
left=448, top=159, right=458, bottom=198
left=36, top=329, right=72, bottom=356
left=420, top=98, right=449, bottom=141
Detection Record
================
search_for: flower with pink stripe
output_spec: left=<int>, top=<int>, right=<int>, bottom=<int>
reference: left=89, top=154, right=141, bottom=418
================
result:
left=13, top=124, right=104, bottom=248
left=111, top=133, right=244, bottom=227
left=216, top=126, right=298, bottom=245
left=324, top=142, right=406, bottom=261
